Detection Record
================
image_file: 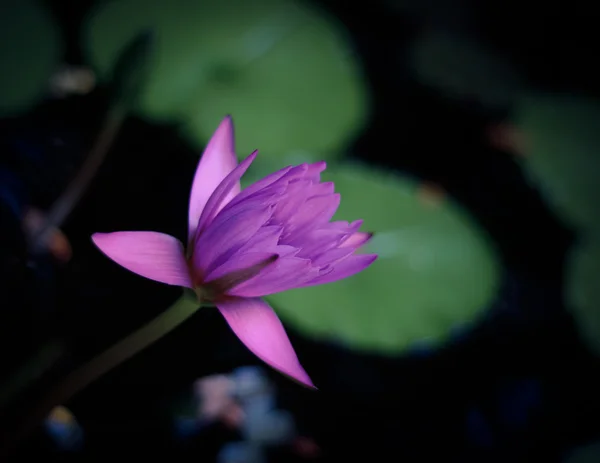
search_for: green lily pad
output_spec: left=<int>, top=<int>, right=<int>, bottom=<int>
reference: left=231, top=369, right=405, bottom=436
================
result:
left=0, top=0, right=61, bottom=116
left=85, top=0, right=369, bottom=165
left=408, top=29, right=523, bottom=108
left=566, top=237, right=600, bottom=357
left=268, top=163, right=500, bottom=355
left=513, top=95, right=600, bottom=232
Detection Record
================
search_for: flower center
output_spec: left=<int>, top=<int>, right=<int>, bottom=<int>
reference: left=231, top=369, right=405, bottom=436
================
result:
left=194, top=284, right=218, bottom=303
left=191, top=255, right=279, bottom=303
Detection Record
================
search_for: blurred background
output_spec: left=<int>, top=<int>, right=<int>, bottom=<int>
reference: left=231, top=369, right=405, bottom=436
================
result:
left=1, top=0, right=599, bottom=461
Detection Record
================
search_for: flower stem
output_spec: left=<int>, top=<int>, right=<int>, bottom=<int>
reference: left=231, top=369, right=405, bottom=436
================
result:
left=0, top=295, right=200, bottom=457
left=29, top=105, right=127, bottom=253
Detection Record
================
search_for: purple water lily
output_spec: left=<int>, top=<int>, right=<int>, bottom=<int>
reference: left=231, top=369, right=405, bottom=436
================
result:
left=91, top=117, right=376, bottom=388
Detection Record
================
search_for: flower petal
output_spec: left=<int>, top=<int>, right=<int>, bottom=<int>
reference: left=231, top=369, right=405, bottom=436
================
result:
left=188, top=116, right=238, bottom=245
left=91, top=232, right=192, bottom=287
left=196, top=151, right=258, bottom=235
left=216, top=297, right=314, bottom=388
left=340, top=231, right=373, bottom=248
left=282, top=193, right=341, bottom=241
left=303, top=161, right=327, bottom=181
left=304, top=254, right=378, bottom=287
left=224, top=161, right=326, bottom=212
left=270, top=180, right=314, bottom=224
left=290, top=220, right=363, bottom=259
left=194, top=205, right=274, bottom=276
left=226, top=165, right=294, bottom=209
left=235, top=225, right=284, bottom=254
left=311, top=246, right=355, bottom=267
left=203, top=254, right=278, bottom=295
left=204, top=251, right=278, bottom=284
left=228, top=257, right=318, bottom=297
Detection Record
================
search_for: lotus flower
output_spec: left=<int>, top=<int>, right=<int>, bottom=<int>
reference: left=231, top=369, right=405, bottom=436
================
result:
left=91, top=117, right=377, bottom=387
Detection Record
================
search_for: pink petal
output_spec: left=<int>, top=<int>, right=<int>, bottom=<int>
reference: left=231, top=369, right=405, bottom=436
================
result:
left=340, top=231, right=373, bottom=248
left=196, top=151, right=258, bottom=235
left=235, top=225, right=284, bottom=254
left=291, top=220, right=363, bottom=259
left=228, top=257, right=318, bottom=297
left=216, top=181, right=287, bottom=225
left=293, top=230, right=345, bottom=259
left=270, top=180, right=313, bottom=224
left=216, top=297, right=314, bottom=388
left=311, top=246, right=355, bottom=267
left=193, top=205, right=274, bottom=276
left=304, top=254, right=378, bottom=287
left=226, top=166, right=294, bottom=209
left=203, top=254, right=278, bottom=295
left=306, top=181, right=335, bottom=197
left=303, top=161, right=327, bottom=181
left=91, top=232, right=192, bottom=287
left=188, top=116, right=238, bottom=246
left=204, top=251, right=277, bottom=284
left=282, top=194, right=341, bottom=242
left=227, top=225, right=300, bottom=260
left=224, top=161, right=325, bottom=211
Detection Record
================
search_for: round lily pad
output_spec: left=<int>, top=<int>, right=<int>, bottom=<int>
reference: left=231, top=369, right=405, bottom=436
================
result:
left=85, top=0, right=369, bottom=166
left=513, top=95, right=600, bottom=232
left=268, top=163, right=501, bottom=355
left=409, top=29, right=523, bottom=108
left=566, top=237, right=600, bottom=356
left=0, top=0, right=61, bottom=116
